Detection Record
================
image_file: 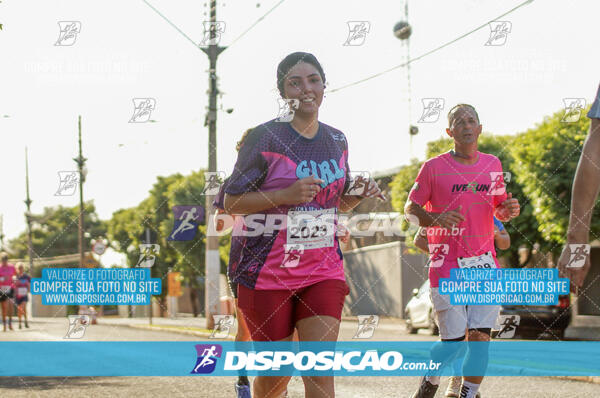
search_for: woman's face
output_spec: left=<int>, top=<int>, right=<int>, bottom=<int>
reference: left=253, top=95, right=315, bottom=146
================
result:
left=282, top=62, right=325, bottom=116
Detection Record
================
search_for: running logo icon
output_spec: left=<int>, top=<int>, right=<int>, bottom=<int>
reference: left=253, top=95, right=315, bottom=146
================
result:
left=202, top=172, right=225, bottom=195
left=353, top=315, right=379, bottom=339
left=488, top=172, right=511, bottom=196
left=55, top=21, right=81, bottom=46
left=199, top=21, right=225, bottom=46
left=129, top=98, right=156, bottom=123
left=485, top=21, right=511, bottom=46
left=418, top=98, right=445, bottom=123
left=64, top=315, right=90, bottom=339
left=191, top=344, right=222, bottom=374
left=494, top=315, right=520, bottom=339
left=55, top=171, right=80, bottom=196
left=276, top=99, right=300, bottom=122
left=343, top=21, right=370, bottom=46
left=428, top=244, right=449, bottom=268
left=136, top=244, right=160, bottom=267
left=345, top=172, right=371, bottom=196
left=168, top=206, right=204, bottom=241
left=281, top=244, right=304, bottom=268
left=566, top=244, right=590, bottom=268
left=561, top=98, right=586, bottom=123
left=210, top=315, right=234, bottom=339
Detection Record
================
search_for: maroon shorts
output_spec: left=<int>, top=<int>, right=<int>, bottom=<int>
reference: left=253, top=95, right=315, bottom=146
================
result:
left=237, top=279, right=349, bottom=341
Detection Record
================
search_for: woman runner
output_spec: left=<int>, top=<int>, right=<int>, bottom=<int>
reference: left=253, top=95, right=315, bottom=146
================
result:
left=0, top=252, right=16, bottom=331
left=223, top=52, right=382, bottom=398
left=213, top=129, right=254, bottom=398
left=14, top=263, right=31, bottom=329
left=214, top=128, right=352, bottom=398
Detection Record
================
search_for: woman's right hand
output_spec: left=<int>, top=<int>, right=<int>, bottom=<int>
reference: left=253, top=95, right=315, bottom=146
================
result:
left=278, top=175, right=324, bottom=205
left=214, top=208, right=227, bottom=232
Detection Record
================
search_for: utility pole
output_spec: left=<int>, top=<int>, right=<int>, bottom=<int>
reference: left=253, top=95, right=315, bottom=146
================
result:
left=74, top=116, right=87, bottom=268
left=24, top=148, right=34, bottom=274
left=25, top=148, right=35, bottom=317
left=200, top=0, right=226, bottom=329
left=145, top=227, right=153, bottom=325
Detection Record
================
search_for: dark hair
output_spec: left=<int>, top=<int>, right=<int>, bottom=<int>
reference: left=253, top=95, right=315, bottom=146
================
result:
left=447, top=103, right=480, bottom=127
left=277, top=52, right=326, bottom=97
left=236, top=128, right=254, bottom=152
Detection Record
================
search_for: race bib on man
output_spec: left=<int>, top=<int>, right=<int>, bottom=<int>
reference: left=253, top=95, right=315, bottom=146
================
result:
left=287, top=208, right=336, bottom=250
left=0, top=285, right=11, bottom=294
left=17, top=287, right=28, bottom=297
left=457, top=251, right=496, bottom=269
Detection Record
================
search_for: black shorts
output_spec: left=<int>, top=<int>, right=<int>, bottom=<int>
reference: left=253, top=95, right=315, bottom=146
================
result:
left=228, top=278, right=238, bottom=299
left=0, top=288, right=14, bottom=302
left=15, top=296, right=28, bottom=305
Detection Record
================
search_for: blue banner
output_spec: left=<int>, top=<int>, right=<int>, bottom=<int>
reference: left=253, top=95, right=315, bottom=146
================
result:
left=1, top=341, right=599, bottom=377
left=30, top=268, right=162, bottom=305
left=439, top=268, right=569, bottom=305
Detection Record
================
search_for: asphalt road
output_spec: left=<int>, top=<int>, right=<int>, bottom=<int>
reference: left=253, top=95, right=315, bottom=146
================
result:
left=0, top=317, right=598, bottom=397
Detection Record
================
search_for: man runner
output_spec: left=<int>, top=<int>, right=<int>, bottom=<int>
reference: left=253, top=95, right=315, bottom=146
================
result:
left=558, top=83, right=600, bottom=288
left=414, top=219, right=510, bottom=398
left=405, top=104, right=520, bottom=398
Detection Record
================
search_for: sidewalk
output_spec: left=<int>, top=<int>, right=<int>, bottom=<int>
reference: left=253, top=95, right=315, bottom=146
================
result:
left=97, top=314, right=406, bottom=329
left=98, top=314, right=223, bottom=339
left=99, top=314, right=209, bottom=328
left=97, top=314, right=409, bottom=338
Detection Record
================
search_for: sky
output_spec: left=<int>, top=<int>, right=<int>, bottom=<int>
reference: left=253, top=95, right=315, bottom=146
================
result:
left=1, top=0, right=599, bottom=244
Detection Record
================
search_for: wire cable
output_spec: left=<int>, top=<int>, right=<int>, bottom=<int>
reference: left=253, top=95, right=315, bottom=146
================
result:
left=327, top=0, right=534, bottom=94
left=224, top=0, right=287, bottom=52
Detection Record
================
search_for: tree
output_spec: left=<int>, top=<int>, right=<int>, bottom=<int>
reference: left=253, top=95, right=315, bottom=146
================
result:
left=132, top=174, right=186, bottom=316
left=511, top=107, right=593, bottom=257
left=166, top=169, right=230, bottom=279
left=390, top=158, right=423, bottom=214
left=106, top=170, right=232, bottom=317
left=8, top=201, right=106, bottom=259
left=106, top=205, right=148, bottom=270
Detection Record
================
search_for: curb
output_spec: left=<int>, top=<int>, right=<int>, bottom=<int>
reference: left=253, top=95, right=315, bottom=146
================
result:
left=125, top=323, right=235, bottom=341
left=341, top=316, right=406, bottom=324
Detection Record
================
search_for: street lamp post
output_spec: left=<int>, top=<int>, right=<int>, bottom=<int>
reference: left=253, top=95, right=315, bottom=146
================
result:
left=24, top=147, right=35, bottom=317
left=393, top=3, right=416, bottom=140
left=24, top=148, right=34, bottom=274
left=73, top=116, right=87, bottom=268
left=200, top=0, right=226, bottom=330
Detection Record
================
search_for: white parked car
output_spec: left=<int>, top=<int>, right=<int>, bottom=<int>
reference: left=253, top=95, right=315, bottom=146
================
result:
left=404, top=280, right=438, bottom=335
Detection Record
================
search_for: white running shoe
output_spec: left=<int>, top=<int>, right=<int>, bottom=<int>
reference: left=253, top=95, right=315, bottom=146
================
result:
left=445, top=376, right=461, bottom=398
left=445, top=377, right=481, bottom=398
